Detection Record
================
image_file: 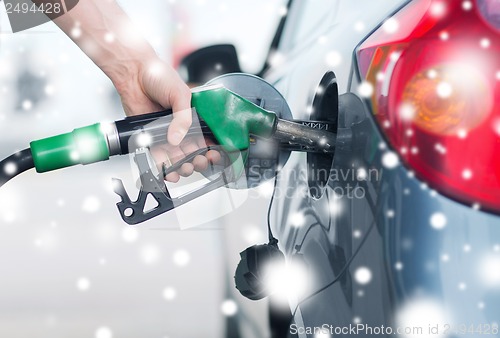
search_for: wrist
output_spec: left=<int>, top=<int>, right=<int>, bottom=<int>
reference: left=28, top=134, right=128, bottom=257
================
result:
left=105, top=51, right=157, bottom=95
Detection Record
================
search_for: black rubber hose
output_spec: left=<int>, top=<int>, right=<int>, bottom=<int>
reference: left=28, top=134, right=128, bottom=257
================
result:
left=0, top=148, right=34, bottom=188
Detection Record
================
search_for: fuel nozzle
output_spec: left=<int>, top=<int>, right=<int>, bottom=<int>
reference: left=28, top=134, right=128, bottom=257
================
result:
left=273, top=118, right=336, bottom=153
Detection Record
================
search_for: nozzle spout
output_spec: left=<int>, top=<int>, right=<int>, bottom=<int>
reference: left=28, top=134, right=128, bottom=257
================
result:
left=273, top=119, right=336, bottom=153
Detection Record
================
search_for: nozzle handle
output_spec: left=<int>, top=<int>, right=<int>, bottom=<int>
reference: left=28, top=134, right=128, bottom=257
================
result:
left=114, top=109, right=213, bottom=155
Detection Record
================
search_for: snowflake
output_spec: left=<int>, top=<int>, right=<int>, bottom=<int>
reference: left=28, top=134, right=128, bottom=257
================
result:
left=163, top=287, right=177, bottom=301
left=479, top=254, right=500, bottom=288
left=430, top=212, right=447, bottom=230
left=399, top=103, right=416, bottom=121
left=436, top=82, right=453, bottom=98
left=382, top=151, right=399, bottom=169
left=221, top=299, right=238, bottom=316
left=462, top=1, right=473, bottom=11
left=324, top=51, right=342, bottom=68
left=493, top=118, right=500, bottom=136
left=95, top=327, right=113, bottom=338
left=354, top=266, right=372, bottom=285
left=173, top=249, right=190, bottom=267
left=76, top=277, right=91, bottom=291
left=439, top=31, right=450, bottom=41
left=121, top=227, right=139, bottom=243
left=480, top=38, right=491, bottom=49
left=462, top=169, right=472, bottom=180
left=82, top=196, right=100, bottom=213
left=357, top=81, right=374, bottom=98
left=3, top=162, right=17, bottom=175
left=382, top=18, right=399, bottom=34
left=291, top=212, right=305, bottom=227
left=141, top=245, right=160, bottom=265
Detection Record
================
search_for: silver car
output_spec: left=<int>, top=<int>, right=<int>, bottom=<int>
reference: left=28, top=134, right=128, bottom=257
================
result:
left=183, top=0, right=500, bottom=337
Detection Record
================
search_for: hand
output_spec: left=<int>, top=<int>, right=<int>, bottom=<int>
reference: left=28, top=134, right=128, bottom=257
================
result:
left=114, top=57, right=220, bottom=182
left=116, top=58, right=192, bottom=146
left=50, top=0, right=218, bottom=182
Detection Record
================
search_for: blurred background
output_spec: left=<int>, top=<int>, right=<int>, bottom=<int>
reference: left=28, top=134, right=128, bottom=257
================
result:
left=0, top=1, right=286, bottom=337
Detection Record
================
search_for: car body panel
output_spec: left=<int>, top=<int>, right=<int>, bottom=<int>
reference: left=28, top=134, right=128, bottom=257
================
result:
left=263, top=0, right=500, bottom=337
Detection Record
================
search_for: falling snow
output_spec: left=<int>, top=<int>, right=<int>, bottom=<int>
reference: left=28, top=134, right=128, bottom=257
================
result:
left=173, top=249, right=190, bottom=267
left=82, top=196, right=101, bottom=213
left=354, top=266, right=372, bottom=285
left=439, top=31, right=450, bottom=41
left=399, top=103, right=416, bottom=121
left=121, top=227, right=139, bottom=243
left=493, top=119, right=500, bottom=136
left=396, top=298, right=448, bottom=338
left=325, top=51, right=342, bottom=68
left=480, top=38, right=491, bottom=49
left=22, top=99, right=33, bottom=111
left=436, top=82, right=452, bottom=98
left=430, top=212, right=447, bottom=230
left=163, top=287, right=177, bottom=301
left=221, top=299, right=238, bottom=316
left=382, top=151, right=399, bottom=169
left=478, top=254, right=500, bottom=288
left=3, top=162, right=17, bottom=175
left=435, top=143, right=447, bottom=155
left=354, top=21, right=365, bottom=32
left=71, top=26, right=82, bottom=38
left=77, top=277, right=91, bottom=291
left=462, top=1, right=473, bottom=10
left=462, top=169, right=473, bottom=180
left=457, top=128, right=468, bottom=139
left=427, top=69, right=438, bottom=79
left=291, top=212, right=306, bottom=227
left=357, top=82, right=374, bottom=98
left=382, top=18, right=399, bottom=34
left=430, top=2, right=446, bottom=17
left=141, top=245, right=160, bottom=265
left=95, top=327, right=113, bottom=338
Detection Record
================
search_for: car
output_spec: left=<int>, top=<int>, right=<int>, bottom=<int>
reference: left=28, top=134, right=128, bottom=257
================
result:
left=181, top=0, right=500, bottom=337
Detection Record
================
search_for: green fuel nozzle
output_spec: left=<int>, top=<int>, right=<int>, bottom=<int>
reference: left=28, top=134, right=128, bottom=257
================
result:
left=29, top=85, right=279, bottom=174
left=29, top=84, right=335, bottom=174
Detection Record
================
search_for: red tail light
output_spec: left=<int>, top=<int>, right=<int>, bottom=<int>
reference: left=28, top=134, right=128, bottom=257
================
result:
left=357, top=0, right=500, bottom=213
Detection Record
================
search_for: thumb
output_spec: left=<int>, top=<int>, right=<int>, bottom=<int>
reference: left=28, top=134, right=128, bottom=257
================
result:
left=142, top=61, right=192, bottom=146
left=167, top=84, right=192, bottom=146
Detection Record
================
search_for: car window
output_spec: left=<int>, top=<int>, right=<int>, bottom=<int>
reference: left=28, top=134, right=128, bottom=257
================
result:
left=280, top=0, right=337, bottom=51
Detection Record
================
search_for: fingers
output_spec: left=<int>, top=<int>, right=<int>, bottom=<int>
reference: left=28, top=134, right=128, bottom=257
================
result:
left=181, top=139, right=209, bottom=172
left=199, top=138, right=222, bottom=164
